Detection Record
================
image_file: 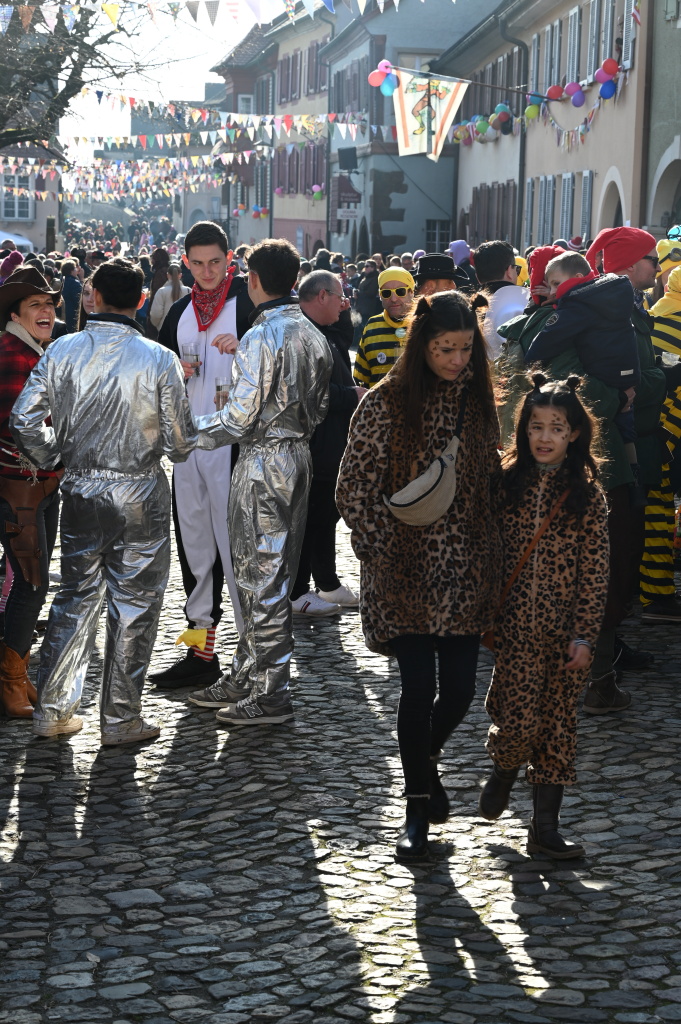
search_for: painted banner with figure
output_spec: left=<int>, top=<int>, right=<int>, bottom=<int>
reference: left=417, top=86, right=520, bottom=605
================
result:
left=393, top=72, right=468, bottom=162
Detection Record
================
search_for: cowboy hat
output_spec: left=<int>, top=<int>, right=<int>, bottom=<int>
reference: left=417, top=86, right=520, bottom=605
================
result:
left=0, top=265, right=62, bottom=326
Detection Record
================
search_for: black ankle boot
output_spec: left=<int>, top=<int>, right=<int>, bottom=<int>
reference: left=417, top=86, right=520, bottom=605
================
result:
left=395, top=797, right=430, bottom=861
left=428, top=755, right=450, bottom=824
left=527, top=783, right=585, bottom=859
left=478, top=765, right=520, bottom=821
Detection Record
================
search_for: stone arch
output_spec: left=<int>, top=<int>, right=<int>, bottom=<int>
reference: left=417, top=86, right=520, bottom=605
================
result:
left=596, top=168, right=626, bottom=231
left=648, top=137, right=681, bottom=230
left=357, top=217, right=369, bottom=258
left=188, top=208, right=206, bottom=226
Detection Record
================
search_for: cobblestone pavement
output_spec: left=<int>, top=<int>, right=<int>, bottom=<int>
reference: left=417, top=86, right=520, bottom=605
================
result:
left=2, top=519, right=681, bottom=1024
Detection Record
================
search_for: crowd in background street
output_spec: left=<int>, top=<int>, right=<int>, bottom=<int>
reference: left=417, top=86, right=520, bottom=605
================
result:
left=1, top=216, right=681, bottom=863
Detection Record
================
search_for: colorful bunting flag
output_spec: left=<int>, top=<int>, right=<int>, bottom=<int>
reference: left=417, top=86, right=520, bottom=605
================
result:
left=18, top=4, right=34, bottom=30
left=41, top=2, right=59, bottom=31
left=205, top=0, right=219, bottom=23
left=0, top=4, right=13, bottom=32
left=185, top=1, right=199, bottom=20
left=101, top=2, right=119, bottom=27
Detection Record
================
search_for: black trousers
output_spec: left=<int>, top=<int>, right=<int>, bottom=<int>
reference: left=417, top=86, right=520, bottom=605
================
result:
left=391, top=633, right=480, bottom=796
left=291, top=478, right=341, bottom=600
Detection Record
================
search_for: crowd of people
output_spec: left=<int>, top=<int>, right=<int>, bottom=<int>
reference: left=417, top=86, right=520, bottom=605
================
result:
left=1, top=218, right=680, bottom=863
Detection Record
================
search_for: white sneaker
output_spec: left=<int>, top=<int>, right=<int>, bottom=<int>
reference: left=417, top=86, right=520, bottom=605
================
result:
left=317, top=584, right=359, bottom=608
left=33, top=715, right=83, bottom=738
left=291, top=591, right=341, bottom=617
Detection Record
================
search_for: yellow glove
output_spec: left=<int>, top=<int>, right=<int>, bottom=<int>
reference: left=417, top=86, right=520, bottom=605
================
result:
left=175, top=628, right=207, bottom=651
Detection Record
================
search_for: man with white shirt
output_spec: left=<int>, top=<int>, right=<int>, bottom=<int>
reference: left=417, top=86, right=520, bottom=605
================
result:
left=152, top=221, right=254, bottom=690
left=473, top=240, right=529, bottom=359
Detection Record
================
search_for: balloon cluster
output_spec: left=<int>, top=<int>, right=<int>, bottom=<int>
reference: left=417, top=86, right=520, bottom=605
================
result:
left=251, top=205, right=269, bottom=219
left=231, top=203, right=247, bottom=217
left=543, top=58, right=619, bottom=109
left=311, top=183, right=323, bottom=200
left=367, top=60, right=399, bottom=98
left=451, top=102, right=515, bottom=146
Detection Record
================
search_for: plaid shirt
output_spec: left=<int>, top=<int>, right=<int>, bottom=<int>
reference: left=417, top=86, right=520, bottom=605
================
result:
left=0, top=330, right=56, bottom=479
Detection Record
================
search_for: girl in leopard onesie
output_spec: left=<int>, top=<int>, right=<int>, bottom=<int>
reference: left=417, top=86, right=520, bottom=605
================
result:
left=479, top=374, right=609, bottom=859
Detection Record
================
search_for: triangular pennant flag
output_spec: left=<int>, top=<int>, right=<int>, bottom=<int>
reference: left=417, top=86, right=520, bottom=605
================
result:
left=147, top=1, right=157, bottom=22
left=139, top=134, right=147, bottom=149
left=0, top=4, right=13, bottom=31
left=320, top=0, right=334, bottom=9
left=204, top=0, right=218, bottom=23
left=41, top=2, right=59, bottom=30
left=185, top=0, right=199, bottom=20
left=101, top=2, right=119, bottom=26
left=241, top=0, right=262, bottom=23
left=18, top=5, right=35, bottom=31
left=61, top=4, right=79, bottom=31
left=168, top=1, right=180, bottom=17
left=300, top=0, right=314, bottom=14
left=376, top=0, right=384, bottom=10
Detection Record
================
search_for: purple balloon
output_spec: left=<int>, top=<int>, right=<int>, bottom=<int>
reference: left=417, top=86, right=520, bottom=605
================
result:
left=571, top=90, right=586, bottom=107
left=565, top=81, right=581, bottom=96
left=594, top=68, right=611, bottom=84
left=599, top=79, right=616, bottom=99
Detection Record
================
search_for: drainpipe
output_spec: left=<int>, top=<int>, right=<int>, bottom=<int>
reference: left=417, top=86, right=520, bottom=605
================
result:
left=267, top=69, right=275, bottom=237
left=318, top=8, right=336, bottom=248
left=498, top=15, right=528, bottom=250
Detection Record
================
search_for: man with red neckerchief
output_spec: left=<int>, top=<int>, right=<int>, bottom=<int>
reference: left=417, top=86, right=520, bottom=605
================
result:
left=153, top=221, right=254, bottom=690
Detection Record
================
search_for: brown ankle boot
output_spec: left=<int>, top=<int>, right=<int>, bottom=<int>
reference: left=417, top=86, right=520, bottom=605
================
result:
left=0, top=642, right=34, bottom=719
left=25, top=675, right=37, bottom=705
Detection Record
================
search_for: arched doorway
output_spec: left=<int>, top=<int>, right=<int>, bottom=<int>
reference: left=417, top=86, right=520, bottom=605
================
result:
left=188, top=208, right=206, bottom=226
left=598, top=181, right=624, bottom=231
left=648, top=138, right=681, bottom=231
left=350, top=221, right=357, bottom=257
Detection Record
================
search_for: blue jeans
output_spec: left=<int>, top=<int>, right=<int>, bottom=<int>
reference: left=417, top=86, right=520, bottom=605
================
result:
left=0, top=488, right=59, bottom=656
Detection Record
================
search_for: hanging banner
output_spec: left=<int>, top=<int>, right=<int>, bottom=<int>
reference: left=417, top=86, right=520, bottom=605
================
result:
left=392, top=71, right=468, bottom=161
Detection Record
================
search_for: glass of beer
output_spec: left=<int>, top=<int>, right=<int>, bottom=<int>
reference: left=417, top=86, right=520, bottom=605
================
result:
left=215, top=376, right=230, bottom=410
left=182, top=344, right=200, bottom=378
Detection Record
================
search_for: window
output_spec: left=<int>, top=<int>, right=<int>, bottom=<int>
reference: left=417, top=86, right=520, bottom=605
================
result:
left=581, top=170, right=593, bottom=239
left=560, top=172, right=575, bottom=239
left=319, top=37, right=329, bottom=92
left=425, top=220, right=451, bottom=252
left=290, top=50, right=301, bottom=101
left=552, top=18, right=562, bottom=84
left=543, top=23, right=553, bottom=91
left=306, top=41, right=319, bottom=94
left=537, top=174, right=556, bottom=244
left=566, top=7, right=581, bottom=82
left=665, top=0, right=680, bottom=18
left=3, top=174, right=33, bottom=221
left=524, top=177, right=535, bottom=249
left=255, top=160, right=271, bottom=209
left=237, top=94, right=254, bottom=114
left=254, top=75, right=274, bottom=115
left=530, top=34, right=540, bottom=93
left=601, top=0, right=615, bottom=62
left=278, top=56, right=291, bottom=104
left=621, top=0, right=636, bottom=69
left=585, top=0, right=601, bottom=82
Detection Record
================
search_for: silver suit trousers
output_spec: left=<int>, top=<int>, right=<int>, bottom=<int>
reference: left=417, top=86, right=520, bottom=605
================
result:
left=229, top=441, right=311, bottom=700
left=35, top=470, right=171, bottom=728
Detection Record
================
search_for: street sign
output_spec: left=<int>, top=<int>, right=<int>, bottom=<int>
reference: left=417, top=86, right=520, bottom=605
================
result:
left=337, top=208, right=360, bottom=221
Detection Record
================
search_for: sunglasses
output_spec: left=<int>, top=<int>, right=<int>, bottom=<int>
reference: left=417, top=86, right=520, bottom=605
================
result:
left=642, top=255, right=659, bottom=267
left=660, top=247, right=681, bottom=265
left=381, top=287, right=410, bottom=298
left=515, top=265, right=523, bottom=274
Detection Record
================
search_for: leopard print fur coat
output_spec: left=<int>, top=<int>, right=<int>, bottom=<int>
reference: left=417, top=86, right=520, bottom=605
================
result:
left=336, top=366, right=502, bottom=655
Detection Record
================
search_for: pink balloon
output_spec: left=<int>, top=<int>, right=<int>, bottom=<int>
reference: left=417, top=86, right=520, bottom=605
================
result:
left=594, top=68, right=611, bottom=83
left=377, top=59, right=392, bottom=74
left=368, top=70, right=385, bottom=87
left=564, top=81, right=581, bottom=96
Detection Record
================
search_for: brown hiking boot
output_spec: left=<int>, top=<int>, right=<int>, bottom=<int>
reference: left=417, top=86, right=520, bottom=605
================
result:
left=0, top=642, right=34, bottom=719
left=583, top=670, right=631, bottom=715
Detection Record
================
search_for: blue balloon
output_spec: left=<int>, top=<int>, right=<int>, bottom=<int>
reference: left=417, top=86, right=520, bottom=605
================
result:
left=599, top=79, right=616, bottom=99
left=528, top=92, right=543, bottom=106
left=380, top=78, right=395, bottom=97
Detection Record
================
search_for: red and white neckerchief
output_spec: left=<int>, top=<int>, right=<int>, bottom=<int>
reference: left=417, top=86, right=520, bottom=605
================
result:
left=191, top=265, right=236, bottom=332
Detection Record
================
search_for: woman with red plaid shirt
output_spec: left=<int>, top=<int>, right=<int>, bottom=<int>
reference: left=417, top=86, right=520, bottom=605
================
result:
left=0, top=266, right=62, bottom=719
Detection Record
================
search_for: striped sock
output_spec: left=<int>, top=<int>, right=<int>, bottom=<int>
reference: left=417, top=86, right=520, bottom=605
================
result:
left=192, top=626, right=216, bottom=662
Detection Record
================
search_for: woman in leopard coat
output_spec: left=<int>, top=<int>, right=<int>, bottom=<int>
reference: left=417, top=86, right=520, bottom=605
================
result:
left=336, top=291, right=502, bottom=862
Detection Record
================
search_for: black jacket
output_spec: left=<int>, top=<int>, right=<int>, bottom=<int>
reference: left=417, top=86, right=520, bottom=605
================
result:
left=525, top=274, right=640, bottom=390
left=305, top=307, right=358, bottom=481
left=356, top=270, right=381, bottom=321
left=157, top=274, right=254, bottom=356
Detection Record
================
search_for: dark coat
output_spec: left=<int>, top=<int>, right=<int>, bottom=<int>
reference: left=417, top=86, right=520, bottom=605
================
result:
left=61, top=274, right=82, bottom=333
left=525, top=274, right=640, bottom=391
left=356, top=270, right=381, bottom=321
left=305, top=308, right=358, bottom=481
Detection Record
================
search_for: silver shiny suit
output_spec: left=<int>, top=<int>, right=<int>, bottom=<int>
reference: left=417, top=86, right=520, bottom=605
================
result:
left=196, top=301, right=332, bottom=700
left=10, top=318, right=197, bottom=733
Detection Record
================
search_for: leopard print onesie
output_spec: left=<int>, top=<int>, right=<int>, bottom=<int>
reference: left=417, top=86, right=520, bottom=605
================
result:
left=485, top=466, right=609, bottom=785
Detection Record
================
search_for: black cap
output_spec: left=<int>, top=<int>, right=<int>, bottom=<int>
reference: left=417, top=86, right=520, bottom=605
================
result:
left=413, top=253, right=458, bottom=283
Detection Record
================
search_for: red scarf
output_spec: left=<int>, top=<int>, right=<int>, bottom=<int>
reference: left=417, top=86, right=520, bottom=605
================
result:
left=191, top=266, right=235, bottom=331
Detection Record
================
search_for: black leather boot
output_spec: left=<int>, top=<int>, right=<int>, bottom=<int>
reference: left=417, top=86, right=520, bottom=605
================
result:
left=527, top=783, right=585, bottom=859
left=395, top=797, right=430, bottom=862
left=428, top=755, right=450, bottom=824
left=478, top=765, right=520, bottom=821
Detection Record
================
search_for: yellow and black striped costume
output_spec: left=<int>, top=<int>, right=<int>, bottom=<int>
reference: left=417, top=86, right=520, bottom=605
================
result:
left=640, top=310, right=681, bottom=603
left=353, top=312, right=407, bottom=388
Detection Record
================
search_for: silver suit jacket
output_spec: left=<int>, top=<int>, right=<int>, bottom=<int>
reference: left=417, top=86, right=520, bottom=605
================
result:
left=196, top=302, right=333, bottom=449
left=10, top=318, right=197, bottom=471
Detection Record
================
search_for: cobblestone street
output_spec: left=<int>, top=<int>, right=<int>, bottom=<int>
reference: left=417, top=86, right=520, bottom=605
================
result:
left=2, top=521, right=681, bottom=1024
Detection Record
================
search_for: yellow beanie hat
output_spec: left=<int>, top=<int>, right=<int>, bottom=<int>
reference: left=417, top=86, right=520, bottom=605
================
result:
left=667, top=265, right=681, bottom=296
left=656, top=239, right=681, bottom=277
left=378, top=267, right=415, bottom=290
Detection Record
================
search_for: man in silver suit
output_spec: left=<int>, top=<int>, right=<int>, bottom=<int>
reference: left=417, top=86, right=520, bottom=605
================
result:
left=188, top=238, right=333, bottom=726
left=11, top=258, right=197, bottom=745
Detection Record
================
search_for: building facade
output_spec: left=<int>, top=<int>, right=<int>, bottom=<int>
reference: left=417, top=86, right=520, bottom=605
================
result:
left=433, top=0, right=650, bottom=248
left=1, top=145, right=61, bottom=251
left=646, top=0, right=681, bottom=235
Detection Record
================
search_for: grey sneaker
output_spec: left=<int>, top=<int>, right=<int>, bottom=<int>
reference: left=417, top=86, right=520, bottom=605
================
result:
left=188, top=675, right=249, bottom=708
left=101, top=718, right=160, bottom=746
left=215, top=694, right=294, bottom=726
